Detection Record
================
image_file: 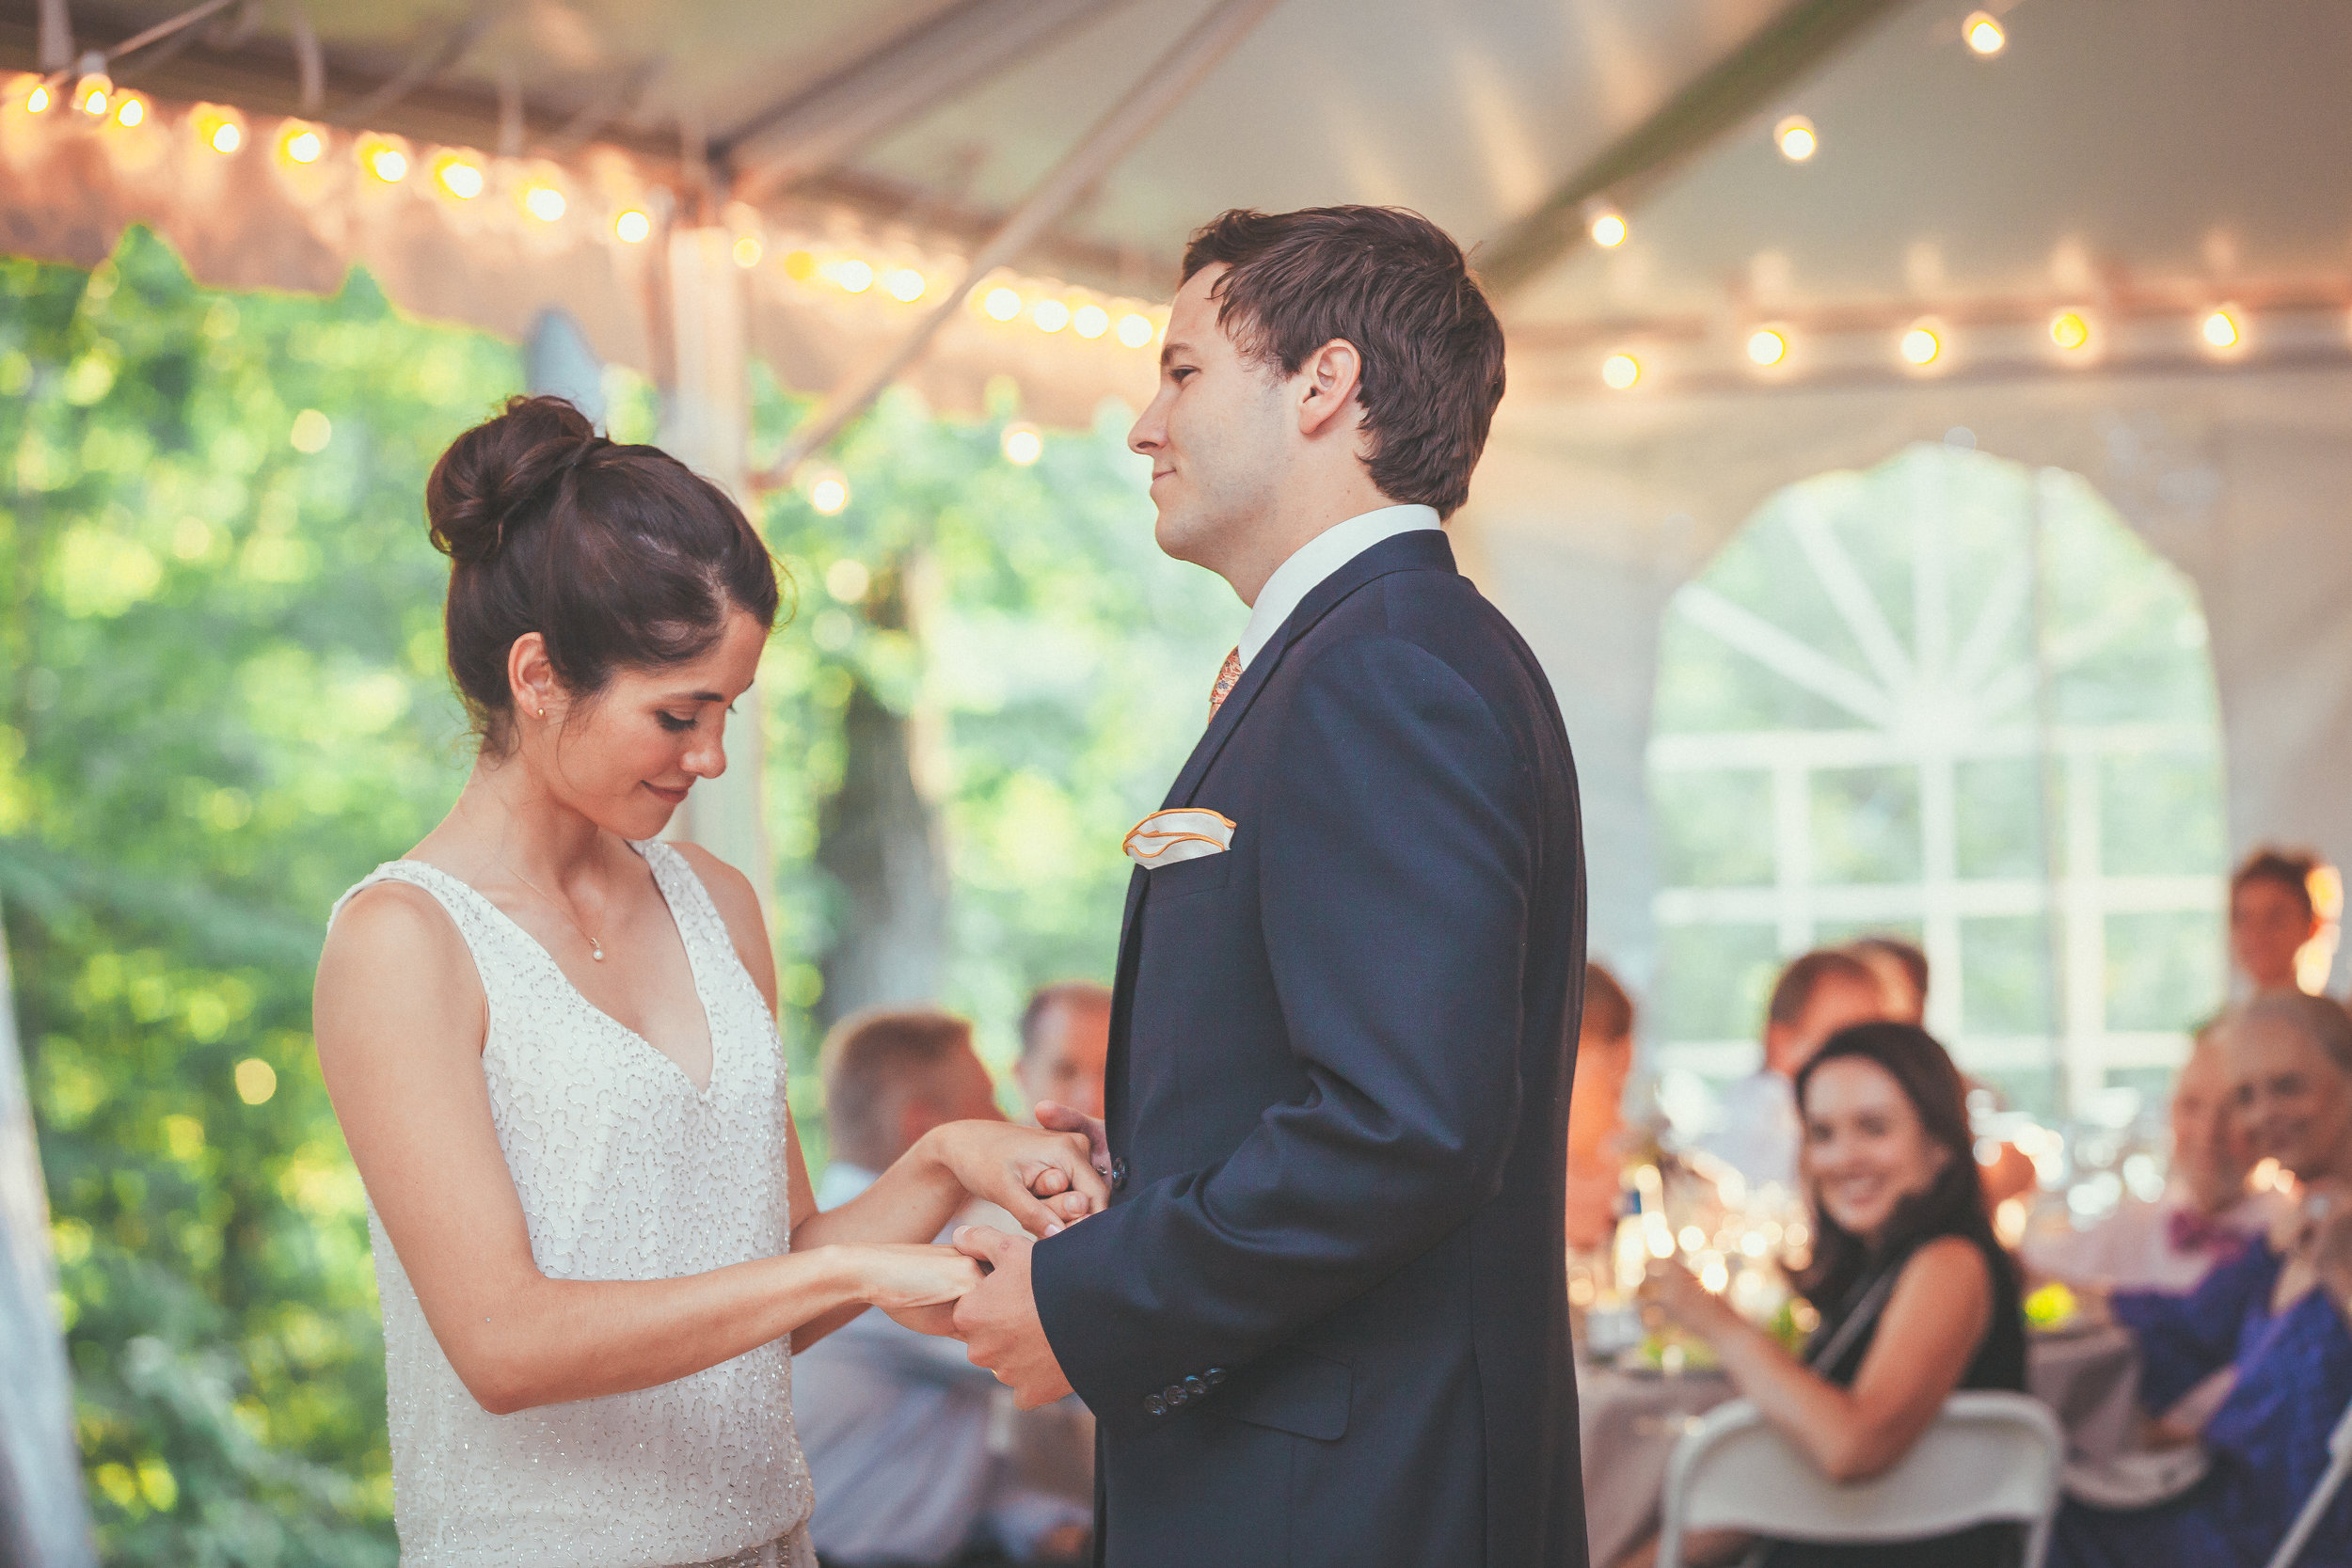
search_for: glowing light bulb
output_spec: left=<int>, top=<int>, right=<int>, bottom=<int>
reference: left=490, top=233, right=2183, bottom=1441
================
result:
left=1002, top=423, right=1043, bottom=466
left=1964, top=11, right=2005, bottom=55
left=25, top=82, right=51, bottom=114
left=77, top=76, right=110, bottom=117
left=836, top=259, right=875, bottom=293
left=733, top=234, right=763, bottom=267
left=1589, top=209, right=1629, bottom=249
left=2201, top=309, right=2240, bottom=349
left=1747, top=328, right=1788, bottom=367
left=808, top=474, right=850, bottom=515
left=281, top=125, right=323, bottom=165
left=983, top=287, right=1023, bottom=322
left=1775, top=116, right=1817, bottom=162
left=194, top=108, right=244, bottom=154
left=1900, top=325, right=1942, bottom=365
left=614, top=209, right=652, bottom=244
left=366, top=144, right=408, bottom=182
left=114, top=95, right=144, bottom=127
left=2050, top=311, right=2091, bottom=353
left=886, top=267, right=926, bottom=302
left=436, top=155, right=484, bottom=199
left=783, top=249, right=817, bottom=281
left=521, top=183, right=565, bottom=221
left=1116, top=311, right=1155, bottom=348
left=1032, top=298, right=1071, bottom=333
left=1601, top=353, right=1640, bottom=389
left=1073, top=304, right=1110, bottom=340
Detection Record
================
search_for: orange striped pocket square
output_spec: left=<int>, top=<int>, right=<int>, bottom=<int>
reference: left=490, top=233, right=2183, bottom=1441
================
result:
left=1122, top=808, right=1235, bottom=869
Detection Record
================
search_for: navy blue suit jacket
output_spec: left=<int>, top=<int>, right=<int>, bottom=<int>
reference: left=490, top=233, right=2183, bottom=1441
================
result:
left=1030, top=530, right=1588, bottom=1568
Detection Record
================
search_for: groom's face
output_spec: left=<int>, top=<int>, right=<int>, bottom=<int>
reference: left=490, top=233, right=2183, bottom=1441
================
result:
left=1130, top=264, right=1290, bottom=577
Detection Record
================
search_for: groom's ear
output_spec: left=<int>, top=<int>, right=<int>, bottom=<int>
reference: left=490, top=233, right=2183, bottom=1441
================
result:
left=1295, top=338, right=1365, bottom=440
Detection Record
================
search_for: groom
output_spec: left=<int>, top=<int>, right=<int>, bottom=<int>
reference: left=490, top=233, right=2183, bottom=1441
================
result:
left=953, top=206, right=1588, bottom=1568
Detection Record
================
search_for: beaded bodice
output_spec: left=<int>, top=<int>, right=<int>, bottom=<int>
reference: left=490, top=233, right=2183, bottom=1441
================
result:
left=331, top=841, right=813, bottom=1568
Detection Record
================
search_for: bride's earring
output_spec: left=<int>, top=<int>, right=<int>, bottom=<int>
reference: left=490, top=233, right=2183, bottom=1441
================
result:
left=536, top=705, right=547, bottom=719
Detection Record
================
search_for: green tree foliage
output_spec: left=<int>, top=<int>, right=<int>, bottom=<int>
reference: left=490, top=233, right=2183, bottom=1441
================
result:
left=1, top=228, right=516, bottom=1562
left=1, top=228, right=1234, bottom=1556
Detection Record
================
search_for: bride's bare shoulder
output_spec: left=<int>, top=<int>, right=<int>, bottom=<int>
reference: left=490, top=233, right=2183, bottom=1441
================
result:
left=316, top=878, right=483, bottom=1027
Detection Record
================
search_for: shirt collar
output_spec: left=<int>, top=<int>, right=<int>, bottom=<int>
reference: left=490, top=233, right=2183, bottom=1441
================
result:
left=1236, top=503, right=1441, bottom=673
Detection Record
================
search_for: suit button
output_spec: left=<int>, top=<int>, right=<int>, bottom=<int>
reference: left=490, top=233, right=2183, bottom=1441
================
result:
left=1184, top=1374, right=1208, bottom=1400
left=1144, top=1395, right=1167, bottom=1417
left=1166, top=1383, right=1188, bottom=1406
left=1204, top=1367, right=1229, bottom=1386
left=1110, top=1158, right=1129, bottom=1192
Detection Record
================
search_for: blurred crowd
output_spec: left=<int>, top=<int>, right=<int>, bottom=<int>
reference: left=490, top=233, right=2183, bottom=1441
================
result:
left=793, top=847, right=2352, bottom=1568
left=1574, top=846, right=2352, bottom=1568
left=793, top=987, right=1110, bottom=1568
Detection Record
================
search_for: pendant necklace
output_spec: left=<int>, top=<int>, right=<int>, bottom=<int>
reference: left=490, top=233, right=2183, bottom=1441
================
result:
left=497, top=852, right=608, bottom=961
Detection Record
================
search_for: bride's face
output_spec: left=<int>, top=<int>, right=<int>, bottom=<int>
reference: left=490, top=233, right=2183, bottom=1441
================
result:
left=521, top=607, right=768, bottom=839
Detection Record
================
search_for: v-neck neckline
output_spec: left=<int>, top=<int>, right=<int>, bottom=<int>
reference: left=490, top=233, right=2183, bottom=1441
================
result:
left=396, top=843, right=722, bottom=1099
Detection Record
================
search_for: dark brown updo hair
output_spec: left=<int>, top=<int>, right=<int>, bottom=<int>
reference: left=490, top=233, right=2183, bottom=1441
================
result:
left=425, top=395, right=783, bottom=750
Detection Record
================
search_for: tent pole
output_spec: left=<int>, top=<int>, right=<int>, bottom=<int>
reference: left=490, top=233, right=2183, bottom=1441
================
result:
left=0, top=897, right=98, bottom=1568
left=747, top=0, right=1286, bottom=492
left=1475, top=0, right=1909, bottom=298
left=655, top=228, right=775, bottom=905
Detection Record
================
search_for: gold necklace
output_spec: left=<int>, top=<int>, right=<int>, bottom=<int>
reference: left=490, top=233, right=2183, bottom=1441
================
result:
left=496, top=853, right=608, bottom=961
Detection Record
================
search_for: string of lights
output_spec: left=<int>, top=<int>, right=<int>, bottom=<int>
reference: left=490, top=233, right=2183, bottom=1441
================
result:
left=4, top=70, right=1170, bottom=357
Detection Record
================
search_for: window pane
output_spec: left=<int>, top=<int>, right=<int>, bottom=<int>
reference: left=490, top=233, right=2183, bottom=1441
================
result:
left=1655, top=924, right=1779, bottom=1044
left=1955, top=757, right=2043, bottom=879
left=1812, top=767, right=1920, bottom=883
left=2106, top=911, right=2225, bottom=1032
left=2100, top=751, right=2226, bottom=876
left=1654, top=769, right=1775, bottom=887
left=1961, top=915, right=2057, bottom=1037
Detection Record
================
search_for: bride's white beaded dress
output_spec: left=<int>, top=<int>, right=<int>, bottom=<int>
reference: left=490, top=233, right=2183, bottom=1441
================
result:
left=330, top=840, right=817, bottom=1568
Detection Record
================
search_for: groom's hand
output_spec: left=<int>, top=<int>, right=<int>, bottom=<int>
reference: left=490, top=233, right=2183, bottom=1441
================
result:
left=952, top=1225, right=1075, bottom=1409
left=1034, top=1101, right=1110, bottom=1179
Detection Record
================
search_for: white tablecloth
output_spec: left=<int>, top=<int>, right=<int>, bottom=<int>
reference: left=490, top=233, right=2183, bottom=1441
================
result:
left=1576, top=1324, right=2142, bottom=1568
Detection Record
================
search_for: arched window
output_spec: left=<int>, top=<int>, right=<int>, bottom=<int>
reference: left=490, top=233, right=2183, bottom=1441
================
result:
left=1648, top=442, right=2227, bottom=1116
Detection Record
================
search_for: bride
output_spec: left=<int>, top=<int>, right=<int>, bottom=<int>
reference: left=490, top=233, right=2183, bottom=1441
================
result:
left=312, top=395, right=1103, bottom=1568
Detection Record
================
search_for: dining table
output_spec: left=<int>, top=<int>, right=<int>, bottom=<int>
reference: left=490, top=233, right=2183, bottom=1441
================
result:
left=1575, top=1322, right=2147, bottom=1568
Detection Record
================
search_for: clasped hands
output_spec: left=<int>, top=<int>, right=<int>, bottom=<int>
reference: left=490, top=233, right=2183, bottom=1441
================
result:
left=878, top=1101, right=1109, bottom=1408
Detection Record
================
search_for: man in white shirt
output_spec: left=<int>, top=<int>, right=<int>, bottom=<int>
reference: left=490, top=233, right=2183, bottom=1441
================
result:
left=2026, top=1021, right=2288, bottom=1294
left=1703, top=949, right=1890, bottom=1191
left=793, top=1009, right=1091, bottom=1567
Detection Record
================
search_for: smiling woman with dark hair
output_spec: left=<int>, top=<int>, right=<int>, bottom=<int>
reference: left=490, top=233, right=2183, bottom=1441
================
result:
left=1620, top=1023, right=2027, bottom=1568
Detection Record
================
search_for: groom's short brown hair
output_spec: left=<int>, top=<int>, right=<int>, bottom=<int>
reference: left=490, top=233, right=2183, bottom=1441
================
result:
left=1182, top=206, right=1506, bottom=519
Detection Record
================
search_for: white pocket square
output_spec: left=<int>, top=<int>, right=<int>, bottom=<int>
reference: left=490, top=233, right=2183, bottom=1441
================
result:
left=1123, top=807, right=1234, bottom=868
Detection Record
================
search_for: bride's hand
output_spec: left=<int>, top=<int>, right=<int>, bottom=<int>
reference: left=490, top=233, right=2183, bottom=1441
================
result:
left=847, top=1243, right=985, bottom=1337
left=921, top=1120, right=1110, bottom=1238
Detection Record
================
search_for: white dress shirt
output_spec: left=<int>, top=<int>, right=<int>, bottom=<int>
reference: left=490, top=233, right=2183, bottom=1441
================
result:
left=2022, top=1182, right=2290, bottom=1295
left=1236, top=503, right=1442, bottom=673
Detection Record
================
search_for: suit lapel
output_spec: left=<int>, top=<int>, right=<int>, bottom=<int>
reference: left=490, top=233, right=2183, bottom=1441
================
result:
left=1160, top=528, right=1458, bottom=811
left=1103, top=527, right=1458, bottom=1147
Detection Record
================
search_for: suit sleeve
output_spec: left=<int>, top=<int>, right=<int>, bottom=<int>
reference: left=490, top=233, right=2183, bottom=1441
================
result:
left=1029, top=633, right=1535, bottom=1435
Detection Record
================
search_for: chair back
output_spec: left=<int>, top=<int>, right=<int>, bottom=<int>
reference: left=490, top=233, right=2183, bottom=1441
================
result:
left=1654, top=1391, right=2063, bottom=1568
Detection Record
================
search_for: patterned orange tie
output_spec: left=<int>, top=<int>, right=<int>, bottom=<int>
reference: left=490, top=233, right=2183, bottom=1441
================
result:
left=1207, top=646, right=1242, bottom=723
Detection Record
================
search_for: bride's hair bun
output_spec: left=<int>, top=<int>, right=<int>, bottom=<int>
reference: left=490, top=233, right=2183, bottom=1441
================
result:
left=425, top=394, right=598, bottom=565
left=421, top=394, right=785, bottom=752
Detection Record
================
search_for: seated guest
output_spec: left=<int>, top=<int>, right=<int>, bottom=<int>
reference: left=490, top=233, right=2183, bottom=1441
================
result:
left=1003, top=984, right=1109, bottom=1550
left=1015, top=980, right=1111, bottom=1122
left=1704, top=950, right=1888, bottom=1190
left=1628, top=1022, right=2028, bottom=1568
left=2026, top=1017, right=2287, bottom=1294
left=1848, top=934, right=1929, bottom=1026
left=794, top=1009, right=1091, bottom=1567
left=1566, top=962, right=1637, bottom=1251
left=2051, top=992, right=2352, bottom=1568
left=2229, top=847, right=2323, bottom=996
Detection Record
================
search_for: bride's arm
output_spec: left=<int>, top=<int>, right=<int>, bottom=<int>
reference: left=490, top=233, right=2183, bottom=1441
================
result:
left=678, top=845, right=1107, bottom=1248
left=315, top=880, right=977, bottom=1415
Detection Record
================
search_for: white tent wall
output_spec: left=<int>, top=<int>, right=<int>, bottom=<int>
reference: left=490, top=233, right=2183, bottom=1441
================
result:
left=1460, top=363, right=2352, bottom=1028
